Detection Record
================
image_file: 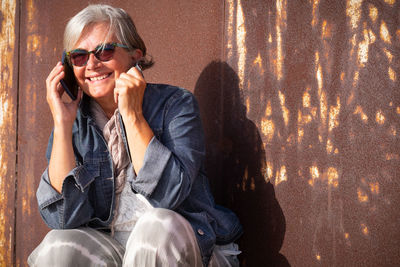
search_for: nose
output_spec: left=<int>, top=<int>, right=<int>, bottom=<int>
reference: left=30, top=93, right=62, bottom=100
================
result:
left=86, top=53, right=100, bottom=69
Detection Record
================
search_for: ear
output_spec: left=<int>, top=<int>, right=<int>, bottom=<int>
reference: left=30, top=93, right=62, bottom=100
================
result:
left=131, top=49, right=143, bottom=63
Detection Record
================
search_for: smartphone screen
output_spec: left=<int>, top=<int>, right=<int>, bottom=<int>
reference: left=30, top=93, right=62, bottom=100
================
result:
left=60, top=51, right=79, bottom=100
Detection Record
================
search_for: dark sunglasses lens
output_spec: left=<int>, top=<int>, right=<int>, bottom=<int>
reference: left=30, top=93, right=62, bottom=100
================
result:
left=70, top=52, right=89, bottom=66
left=95, top=45, right=116, bottom=61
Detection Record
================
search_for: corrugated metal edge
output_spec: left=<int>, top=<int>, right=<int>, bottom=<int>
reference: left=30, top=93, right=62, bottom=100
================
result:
left=0, top=0, right=18, bottom=266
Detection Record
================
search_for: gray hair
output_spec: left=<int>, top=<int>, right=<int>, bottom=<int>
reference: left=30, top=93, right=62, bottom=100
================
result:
left=64, top=4, right=154, bottom=69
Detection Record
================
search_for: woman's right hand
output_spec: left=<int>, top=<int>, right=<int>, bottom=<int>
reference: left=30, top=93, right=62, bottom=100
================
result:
left=46, top=62, right=82, bottom=129
left=47, top=62, right=82, bottom=193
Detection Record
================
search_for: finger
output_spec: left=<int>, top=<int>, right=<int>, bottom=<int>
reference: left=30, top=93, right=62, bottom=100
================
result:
left=48, top=62, right=63, bottom=79
left=47, top=70, right=64, bottom=100
left=46, top=63, right=63, bottom=87
left=127, top=65, right=144, bottom=80
left=51, top=71, right=65, bottom=94
left=114, top=68, right=122, bottom=79
left=114, top=87, right=119, bottom=104
left=117, top=73, right=136, bottom=87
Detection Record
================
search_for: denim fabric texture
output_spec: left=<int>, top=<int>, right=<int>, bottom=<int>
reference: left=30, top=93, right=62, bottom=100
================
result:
left=36, top=83, right=243, bottom=266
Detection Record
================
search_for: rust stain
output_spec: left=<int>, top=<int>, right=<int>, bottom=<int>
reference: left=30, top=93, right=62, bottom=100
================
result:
left=354, top=105, right=368, bottom=122
left=21, top=0, right=43, bottom=222
left=346, top=87, right=354, bottom=110
left=352, top=70, right=359, bottom=87
left=311, top=165, right=320, bottom=179
left=327, top=167, right=338, bottom=187
left=349, top=33, right=357, bottom=58
left=369, top=182, right=380, bottom=195
left=278, top=91, right=289, bottom=126
left=315, top=51, right=328, bottom=131
left=383, top=48, right=393, bottom=63
left=346, top=0, right=362, bottom=30
left=328, top=96, right=341, bottom=131
left=309, top=166, right=339, bottom=187
left=340, top=71, right=346, bottom=81
left=0, top=0, right=16, bottom=265
left=388, top=67, right=396, bottom=81
left=326, top=138, right=333, bottom=154
left=361, top=223, right=369, bottom=235
left=253, top=52, right=264, bottom=75
left=226, top=0, right=234, bottom=59
left=383, top=0, right=396, bottom=4
left=308, top=165, right=320, bottom=186
left=380, top=21, right=391, bottom=44
left=386, top=153, right=399, bottom=160
left=322, top=20, right=332, bottom=39
left=265, top=161, right=273, bottom=181
left=357, top=188, right=369, bottom=202
left=261, top=101, right=275, bottom=142
left=265, top=100, right=272, bottom=116
left=376, top=110, right=385, bottom=125
left=389, top=125, right=396, bottom=136
left=303, top=90, right=311, bottom=108
left=236, top=0, right=246, bottom=89
left=275, top=165, right=287, bottom=185
left=311, top=0, right=320, bottom=27
left=319, top=85, right=327, bottom=127
left=275, top=0, right=287, bottom=81
left=261, top=117, right=275, bottom=142
left=368, top=4, right=378, bottom=23
left=298, top=127, right=304, bottom=144
left=245, top=97, right=250, bottom=114
left=358, top=25, right=375, bottom=67
left=286, top=134, right=294, bottom=146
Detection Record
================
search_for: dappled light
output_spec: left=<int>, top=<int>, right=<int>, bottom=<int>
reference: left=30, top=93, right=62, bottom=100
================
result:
left=221, top=0, right=399, bottom=265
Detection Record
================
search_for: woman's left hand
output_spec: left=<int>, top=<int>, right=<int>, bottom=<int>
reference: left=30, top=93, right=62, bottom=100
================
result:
left=114, top=66, right=154, bottom=174
left=114, top=66, right=146, bottom=120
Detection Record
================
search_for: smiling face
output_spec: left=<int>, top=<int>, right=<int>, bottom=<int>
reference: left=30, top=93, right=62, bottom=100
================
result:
left=72, top=23, right=135, bottom=107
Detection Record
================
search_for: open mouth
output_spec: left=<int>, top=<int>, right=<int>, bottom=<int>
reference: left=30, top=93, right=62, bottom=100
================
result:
left=87, top=72, right=112, bottom=82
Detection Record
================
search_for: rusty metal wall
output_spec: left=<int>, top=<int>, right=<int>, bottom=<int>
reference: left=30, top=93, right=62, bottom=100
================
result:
left=0, top=0, right=18, bottom=266
left=217, top=0, right=400, bottom=266
left=0, top=0, right=399, bottom=266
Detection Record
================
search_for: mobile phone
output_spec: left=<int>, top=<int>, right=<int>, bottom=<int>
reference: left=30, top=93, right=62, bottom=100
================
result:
left=60, top=50, right=79, bottom=100
left=135, top=63, right=142, bottom=73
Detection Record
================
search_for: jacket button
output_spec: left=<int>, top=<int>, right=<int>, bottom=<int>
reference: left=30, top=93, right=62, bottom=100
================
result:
left=197, top=229, right=204, bottom=236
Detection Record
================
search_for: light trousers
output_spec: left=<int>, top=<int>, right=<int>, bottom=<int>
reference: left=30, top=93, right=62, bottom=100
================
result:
left=28, top=208, right=240, bottom=267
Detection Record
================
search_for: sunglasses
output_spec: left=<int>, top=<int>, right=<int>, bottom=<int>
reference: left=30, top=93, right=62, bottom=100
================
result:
left=66, top=42, right=129, bottom=67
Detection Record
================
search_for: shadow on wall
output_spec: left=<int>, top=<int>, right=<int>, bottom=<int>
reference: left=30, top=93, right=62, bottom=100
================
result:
left=194, top=61, right=290, bottom=267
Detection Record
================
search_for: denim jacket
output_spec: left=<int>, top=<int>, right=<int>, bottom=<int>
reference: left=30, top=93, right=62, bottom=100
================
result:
left=37, top=83, right=242, bottom=266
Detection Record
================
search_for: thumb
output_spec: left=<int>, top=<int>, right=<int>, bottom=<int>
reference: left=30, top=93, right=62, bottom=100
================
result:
left=115, top=69, right=122, bottom=79
left=127, top=66, right=136, bottom=75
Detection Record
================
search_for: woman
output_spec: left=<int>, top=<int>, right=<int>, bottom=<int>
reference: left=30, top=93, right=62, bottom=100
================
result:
left=28, top=4, right=242, bottom=267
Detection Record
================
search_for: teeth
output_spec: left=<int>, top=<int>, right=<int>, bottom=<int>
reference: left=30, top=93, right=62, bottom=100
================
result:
left=90, top=74, right=108, bottom=81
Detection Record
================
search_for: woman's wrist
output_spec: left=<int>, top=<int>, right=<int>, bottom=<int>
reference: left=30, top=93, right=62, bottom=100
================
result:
left=53, top=123, right=73, bottom=138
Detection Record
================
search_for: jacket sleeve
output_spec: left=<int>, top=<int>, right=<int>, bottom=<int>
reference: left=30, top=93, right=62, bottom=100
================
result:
left=130, top=89, right=206, bottom=209
left=36, top=132, right=97, bottom=229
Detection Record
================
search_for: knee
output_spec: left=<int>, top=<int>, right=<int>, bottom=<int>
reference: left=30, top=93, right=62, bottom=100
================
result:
left=124, top=209, right=202, bottom=266
left=127, top=208, right=197, bottom=248
left=134, top=208, right=189, bottom=239
left=28, top=228, right=123, bottom=267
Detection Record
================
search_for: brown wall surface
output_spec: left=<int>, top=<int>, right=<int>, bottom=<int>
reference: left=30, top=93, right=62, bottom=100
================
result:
left=0, top=0, right=399, bottom=266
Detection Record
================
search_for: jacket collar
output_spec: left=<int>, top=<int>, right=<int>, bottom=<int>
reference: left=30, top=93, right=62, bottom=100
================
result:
left=79, top=93, right=92, bottom=118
